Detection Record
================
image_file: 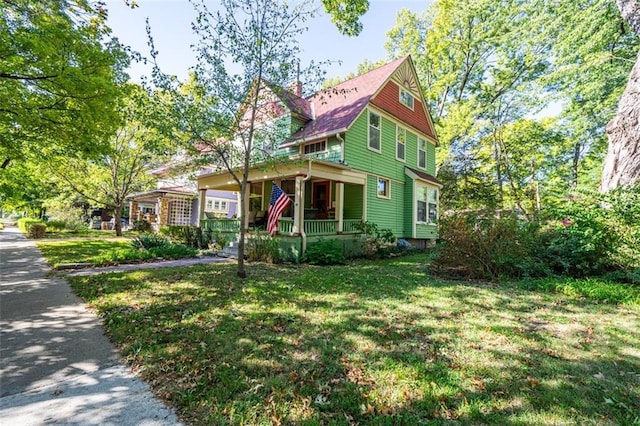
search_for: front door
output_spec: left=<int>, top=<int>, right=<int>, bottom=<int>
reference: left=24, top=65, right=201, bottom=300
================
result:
left=313, top=181, right=329, bottom=218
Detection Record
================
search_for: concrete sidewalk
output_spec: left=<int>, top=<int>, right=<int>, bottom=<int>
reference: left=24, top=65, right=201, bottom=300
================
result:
left=0, top=226, right=182, bottom=425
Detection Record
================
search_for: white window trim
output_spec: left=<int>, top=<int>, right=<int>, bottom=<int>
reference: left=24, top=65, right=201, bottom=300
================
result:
left=205, top=197, right=230, bottom=213
left=368, top=110, right=382, bottom=153
left=399, top=87, right=415, bottom=110
left=396, top=125, right=406, bottom=162
left=302, top=140, right=328, bottom=155
left=376, top=176, right=391, bottom=199
left=417, top=137, right=427, bottom=170
left=415, top=183, right=438, bottom=225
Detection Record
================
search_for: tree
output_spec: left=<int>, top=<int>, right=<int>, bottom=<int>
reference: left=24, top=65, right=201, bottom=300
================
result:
left=150, top=0, right=320, bottom=278
left=601, top=0, right=640, bottom=191
left=321, top=0, right=369, bottom=36
left=385, top=0, right=550, bottom=211
left=0, top=0, right=129, bottom=169
left=51, top=85, right=173, bottom=236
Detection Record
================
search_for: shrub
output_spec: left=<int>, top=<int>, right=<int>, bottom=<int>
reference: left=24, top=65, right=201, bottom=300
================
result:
left=131, top=220, right=152, bottom=232
left=17, top=218, right=43, bottom=233
left=27, top=223, right=47, bottom=239
left=45, top=220, right=67, bottom=231
left=149, top=244, right=198, bottom=259
left=132, top=233, right=171, bottom=250
left=303, top=238, right=346, bottom=265
left=353, top=221, right=396, bottom=258
left=246, top=231, right=280, bottom=263
left=433, top=212, right=544, bottom=280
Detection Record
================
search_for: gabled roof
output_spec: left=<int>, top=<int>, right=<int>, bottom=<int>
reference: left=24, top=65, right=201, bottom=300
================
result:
left=285, top=57, right=407, bottom=145
left=264, top=81, right=313, bottom=120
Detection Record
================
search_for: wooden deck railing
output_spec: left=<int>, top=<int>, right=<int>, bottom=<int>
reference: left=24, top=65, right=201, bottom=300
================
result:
left=201, top=218, right=241, bottom=233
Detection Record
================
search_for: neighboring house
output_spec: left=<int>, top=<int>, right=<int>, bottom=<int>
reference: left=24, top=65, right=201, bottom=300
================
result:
left=197, top=56, right=441, bottom=257
left=127, top=160, right=238, bottom=230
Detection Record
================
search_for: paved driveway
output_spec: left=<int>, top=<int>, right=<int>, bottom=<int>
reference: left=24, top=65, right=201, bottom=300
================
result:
left=0, top=227, right=182, bottom=425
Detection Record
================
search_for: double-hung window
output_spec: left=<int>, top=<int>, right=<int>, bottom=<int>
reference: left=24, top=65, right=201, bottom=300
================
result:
left=368, top=111, right=381, bottom=152
left=418, top=138, right=427, bottom=169
left=417, top=185, right=438, bottom=224
left=396, top=126, right=406, bottom=161
left=399, top=88, right=414, bottom=109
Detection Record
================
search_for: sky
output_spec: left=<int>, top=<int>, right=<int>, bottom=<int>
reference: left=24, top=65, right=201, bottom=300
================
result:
left=105, top=0, right=430, bottom=83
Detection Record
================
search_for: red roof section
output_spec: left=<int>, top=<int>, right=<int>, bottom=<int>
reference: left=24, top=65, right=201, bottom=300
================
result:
left=287, top=57, right=407, bottom=144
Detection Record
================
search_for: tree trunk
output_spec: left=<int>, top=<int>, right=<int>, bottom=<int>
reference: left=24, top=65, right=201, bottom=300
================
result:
left=601, top=0, right=640, bottom=191
left=114, top=203, right=123, bottom=237
left=236, top=181, right=247, bottom=279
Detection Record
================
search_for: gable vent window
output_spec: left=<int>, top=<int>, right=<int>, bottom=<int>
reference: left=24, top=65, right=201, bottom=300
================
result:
left=304, top=140, right=326, bottom=155
left=399, top=88, right=414, bottom=110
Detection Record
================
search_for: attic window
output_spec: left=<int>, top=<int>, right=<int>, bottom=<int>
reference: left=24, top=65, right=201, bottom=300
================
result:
left=303, top=140, right=326, bottom=155
left=399, top=88, right=414, bottom=110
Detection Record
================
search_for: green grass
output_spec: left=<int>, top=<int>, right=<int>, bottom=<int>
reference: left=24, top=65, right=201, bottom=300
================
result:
left=37, top=238, right=134, bottom=267
left=65, top=254, right=640, bottom=425
left=36, top=237, right=198, bottom=268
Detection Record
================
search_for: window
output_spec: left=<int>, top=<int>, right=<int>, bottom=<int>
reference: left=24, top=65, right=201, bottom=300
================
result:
left=396, top=125, right=406, bottom=161
left=368, top=111, right=381, bottom=152
left=418, top=138, right=426, bottom=169
left=399, top=88, right=414, bottom=109
left=377, top=177, right=390, bottom=198
left=205, top=198, right=229, bottom=213
left=417, top=185, right=437, bottom=224
left=303, top=140, right=326, bottom=155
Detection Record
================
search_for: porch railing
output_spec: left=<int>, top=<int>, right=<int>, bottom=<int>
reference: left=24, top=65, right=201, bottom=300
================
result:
left=278, top=218, right=362, bottom=236
left=201, top=218, right=241, bottom=233
left=342, top=219, right=361, bottom=234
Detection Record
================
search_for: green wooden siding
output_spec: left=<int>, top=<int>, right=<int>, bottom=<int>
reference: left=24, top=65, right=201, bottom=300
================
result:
left=365, top=175, right=405, bottom=237
left=416, top=223, right=438, bottom=239
left=426, top=142, right=436, bottom=176
left=343, top=183, right=363, bottom=219
left=344, top=109, right=437, bottom=181
left=403, top=175, right=414, bottom=237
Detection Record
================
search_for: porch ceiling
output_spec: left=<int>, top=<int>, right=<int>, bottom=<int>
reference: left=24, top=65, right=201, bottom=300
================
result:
left=197, top=160, right=366, bottom=190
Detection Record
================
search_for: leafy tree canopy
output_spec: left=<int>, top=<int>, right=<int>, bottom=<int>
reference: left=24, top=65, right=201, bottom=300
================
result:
left=0, top=0, right=130, bottom=168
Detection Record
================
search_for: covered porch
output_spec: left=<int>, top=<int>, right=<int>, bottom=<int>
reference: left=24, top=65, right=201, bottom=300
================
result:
left=127, top=188, right=198, bottom=231
left=197, top=159, right=367, bottom=239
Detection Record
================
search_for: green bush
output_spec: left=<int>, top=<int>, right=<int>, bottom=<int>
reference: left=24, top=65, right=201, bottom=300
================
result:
left=132, top=233, right=171, bottom=250
left=303, top=238, right=346, bottom=265
left=246, top=231, right=280, bottom=263
left=433, top=212, right=545, bottom=280
left=96, top=244, right=197, bottom=266
left=353, top=221, right=396, bottom=257
left=17, top=218, right=44, bottom=233
left=131, top=220, right=152, bottom=232
left=27, top=223, right=47, bottom=239
left=45, top=220, right=67, bottom=231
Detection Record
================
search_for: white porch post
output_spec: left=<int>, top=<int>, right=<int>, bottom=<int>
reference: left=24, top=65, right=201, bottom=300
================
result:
left=293, top=176, right=304, bottom=235
left=336, top=181, right=344, bottom=233
left=198, top=189, right=207, bottom=224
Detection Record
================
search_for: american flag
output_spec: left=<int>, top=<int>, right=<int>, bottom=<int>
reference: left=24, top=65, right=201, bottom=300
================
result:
left=266, top=182, right=292, bottom=236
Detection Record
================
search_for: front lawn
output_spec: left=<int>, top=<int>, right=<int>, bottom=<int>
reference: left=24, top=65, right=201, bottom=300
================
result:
left=37, top=236, right=198, bottom=268
left=67, top=254, right=640, bottom=425
left=37, top=238, right=134, bottom=267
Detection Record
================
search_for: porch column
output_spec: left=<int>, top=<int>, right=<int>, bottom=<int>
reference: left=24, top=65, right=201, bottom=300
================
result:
left=336, top=181, right=344, bottom=233
left=197, top=189, right=207, bottom=223
left=158, top=197, right=169, bottom=226
left=293, top=176, right=305, bottom=235
left=129, top=200, right=138, bottom=226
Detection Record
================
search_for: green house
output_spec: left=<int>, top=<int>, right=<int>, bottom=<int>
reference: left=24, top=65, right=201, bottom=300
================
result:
left=197, top=56, right=441, bottom=257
